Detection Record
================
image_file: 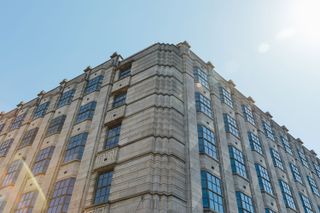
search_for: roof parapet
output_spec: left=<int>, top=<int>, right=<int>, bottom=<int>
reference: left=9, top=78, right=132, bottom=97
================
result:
left=265, top=111, right=273, bottom=119
left=247, top=96, right=255, bottom=104
left=228, top=80, right=236, bottom=88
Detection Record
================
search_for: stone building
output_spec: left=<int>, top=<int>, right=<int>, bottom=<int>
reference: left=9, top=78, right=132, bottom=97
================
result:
left=0, top=42, right=319, bottom=213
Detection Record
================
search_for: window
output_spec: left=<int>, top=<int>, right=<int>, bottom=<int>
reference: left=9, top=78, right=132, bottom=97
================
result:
left=57, top=89, right=75, bottom=108
left=265, top=209, right=276, bottom=213
left=118, top=68, right=131, bottom=80
left=201, top=171, right=224, bottom=213
left=2, top=160, right=21, bottom=187
left=248, top=131, right=263, bottom=155
left=33, top=102, right=50, bottom=119
left=193, top=67, right=209, bottom=89
left=195, top=92, right=213, bottom=118
left=307, top=176, right=320, bottom=197
left=46, top=115, right=66, bottom=137
left=314, top=163, right=320, bottom=178
left=48, top=178, right=75, bottom=213
left=262, top=122, right=275, bottom=141
left=94, top=171, right=113, bottom=205
left=64, top=133, right=88, bottom=163
left=84, top=75, right=103, bottom=95
left=32, top=146, right=54, bottom=176
left=220, top=87, right=233, bottom=108
left=112, top=93, right=127, bottom=108
left=290, top=163, right=303, bottom=184
left=279, top=179, right=296, bottom=210
left=105, top=125, right=121, bottom=149
left=280, top=136, right=292, bottom=155
left=270, top=148, right=284, bottom=170
left=75, top=101, right=96, bottom=123
left=198, top=125, right=218, bottom=160
left=0, top=123, right=5, bottom=134
left=236, top=192, right=254, bottom=213
left=300, top=193, right=314, bottom=213
left=15, top=191, right=38, bottom=213
left=255, top=164, right=273, bottom=195
left=223, top=114, right=240, bottom=138
left=229, top=146, right=247, bottom=178
left=9, top=113, right=26, bottom=130
left=19, top=128, right=39, bottom=148
left=298, top=149, right=309, bottom=168
left=0, top=139, right=13, bottom=157
left=242, top=105, right=255, bottom=125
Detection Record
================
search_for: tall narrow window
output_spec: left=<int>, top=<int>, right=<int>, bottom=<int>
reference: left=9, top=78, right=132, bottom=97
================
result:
left=280, top=136, right=292, bottom=155
left=84, top=75, right=103, bottom=95
left=195, top=92, right=213, bottom=118
left=262, top=122, right=275, bottom=141
left=118, top=68, right=131, bottom=80
left=112, top=93, right=127, bottom=108
left=46, top=115, right=66, bottom=137
left=236, top=192, right=254, bottom=213
left=2, top=160, right=22, bottom=187
left=32, top=146, right=54, bottom=176
left=229, top=146, right=247, bottom=178
left=314, top=163, right=320, bottom=178
left=57, top=89, right=75, bottom=108
left=270, top=148, right=284, bottom=170
left=48, top=178, right=75, bottom=213
left=298, top=149, right=309, bottom=168
left=19, top=128, right=39, bottom=148
left=198, top=125, right=218, bottom=160
left=279, top=179, right=296, bottom=210
left=265, top=208, right=276, bottom=213
left=193, top=67, right=209, bottom=89
left=64, top=133, right=88, bottom=163
left=220, top=87, right=233, bottom=108
left=242, top=105, right=255, bottom=125
left=255, top=164, right=273, bottom=195
left=33, top=102, right=50, bottom=119
left=248, top=131, right=263, bottom=155
left=9, top=113, right=26, bottom=131
left=300, top=193, right=314, bottom=213
left=290, top=163, right=303, bottom=184
left=201, top=171, right=224, bottom=213
left=105, top=125, right=121, bottom=149
left=307, top=176, right=320, bottom=197
left=75, top=101, right=96, bottom=123
left=223, top=114, right=240, bottom=138
left=94, top=171, right=113, bottom=205
left=0, top=138, right=13, bottom=157
left=15, top=191, right=38, bottom=213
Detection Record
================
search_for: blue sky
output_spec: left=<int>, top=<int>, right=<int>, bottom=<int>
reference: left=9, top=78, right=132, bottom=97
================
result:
left=0, top=0, right=319, bottom=153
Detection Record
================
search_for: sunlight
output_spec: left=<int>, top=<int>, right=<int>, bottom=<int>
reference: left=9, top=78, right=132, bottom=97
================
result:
left=290, top=0, right=320, bottom=43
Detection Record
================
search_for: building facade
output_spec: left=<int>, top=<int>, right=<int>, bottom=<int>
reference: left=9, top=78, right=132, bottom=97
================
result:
left=0, top=42, right=319, bottom=213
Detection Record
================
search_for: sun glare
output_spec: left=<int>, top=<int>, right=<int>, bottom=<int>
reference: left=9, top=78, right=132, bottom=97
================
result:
left=290, top=0, right=320, bottom=43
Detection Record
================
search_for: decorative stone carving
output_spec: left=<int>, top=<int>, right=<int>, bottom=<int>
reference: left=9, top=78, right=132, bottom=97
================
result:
left=94, top=148, right=118, bottom=170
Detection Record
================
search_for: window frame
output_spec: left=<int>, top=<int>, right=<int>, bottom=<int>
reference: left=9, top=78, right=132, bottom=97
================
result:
left=198, top=125, right=218, bottom=160
left=201, top=170, right=224, bottom=213
left=255, top=163, right=273, bottom=195
left=236, top=191, right=255, bottom=213
left=84, top=75, right=103, bottom=95
left=193, top=67, right=209, bottom=89
left=195, top=92, right=213, bottom=118
left=33, top=101, right=50, bottom=119
left=57, top=89, right=75, bottom=108
left=229, top=146, right=247, bottom=179
left=32, top=146, right=54, bottom=176
left=223, top=113, right=240, bottom=138
left=75, top=101, right=96, bottom=124
left=94, top=171, right=113, bottom=205
left=64, top=133, right=88, bottom=163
